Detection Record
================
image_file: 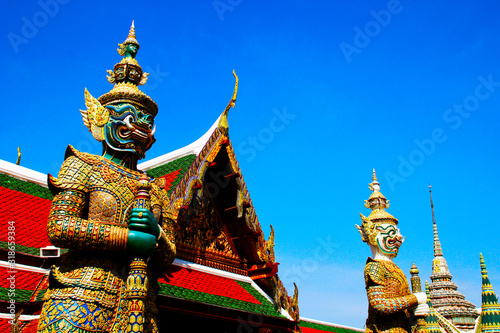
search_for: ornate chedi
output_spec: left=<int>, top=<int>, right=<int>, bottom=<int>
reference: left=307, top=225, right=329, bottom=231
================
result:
left=479, top=254, right=500, bottom=333
left=356, top=170, right=429, bottom=333
left=36, top=22, right=176, bottom=332
left=427, top=185, right=478, bottom=332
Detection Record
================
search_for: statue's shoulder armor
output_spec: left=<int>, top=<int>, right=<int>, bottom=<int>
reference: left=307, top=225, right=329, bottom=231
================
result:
left=47, top=145, right=100, bottom=194
left=364, top=258, right=387, bottom=286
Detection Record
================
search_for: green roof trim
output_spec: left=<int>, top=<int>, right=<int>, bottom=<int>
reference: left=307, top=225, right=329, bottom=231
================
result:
left=146, top=154, right=197, bottom=195
left=0, top=287, right=46, bottom=303
left=0, top=241, right=68, bottom=255
left=158, top=280, right=283, bottom=318
left=0, top=241, right=40, bottom=256
left=0, top=173, right=53, bottom=199
left=0, top=287, right=33, bottom=303
left=300, top=320, right=362, bottom=333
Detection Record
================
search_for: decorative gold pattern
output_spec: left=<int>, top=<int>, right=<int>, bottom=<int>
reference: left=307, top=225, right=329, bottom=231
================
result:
left=364, top=259, right=418, bottom=333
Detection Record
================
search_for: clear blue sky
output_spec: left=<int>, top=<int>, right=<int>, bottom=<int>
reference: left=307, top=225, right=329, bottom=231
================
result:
left=1, top=1, right=499, bottom=328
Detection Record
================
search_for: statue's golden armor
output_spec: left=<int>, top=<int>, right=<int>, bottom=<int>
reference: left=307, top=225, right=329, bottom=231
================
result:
left=364, top=258, right=418, bottom=333
left=37, top=147, right=175, bottom=333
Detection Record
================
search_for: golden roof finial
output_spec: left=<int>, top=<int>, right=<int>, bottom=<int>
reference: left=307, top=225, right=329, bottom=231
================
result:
left=16, top=147, right=21, bottom=165
left=218, top=70, right=239, bottom=132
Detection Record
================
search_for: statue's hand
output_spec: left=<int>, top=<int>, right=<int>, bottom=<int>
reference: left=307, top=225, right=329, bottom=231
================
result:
left=414, top=292, right=427, bottom=304
left=127, top=230, right=157, bottom=257
left=128, top=207, right=160, bottom=238
left=414, top=303, right=430, bottom=317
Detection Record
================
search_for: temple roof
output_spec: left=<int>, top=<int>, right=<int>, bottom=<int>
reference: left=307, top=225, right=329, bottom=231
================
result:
left=157, top=259, right=285, bottom=318
left=0, top=263, right=48, bottom=304
left=0, top=171, right=52, bottom=256
left=0, top=106, right=305, bottom=330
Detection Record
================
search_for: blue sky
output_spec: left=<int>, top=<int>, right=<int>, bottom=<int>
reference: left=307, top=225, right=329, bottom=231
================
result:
left=1, top=1, right=500, bottom=328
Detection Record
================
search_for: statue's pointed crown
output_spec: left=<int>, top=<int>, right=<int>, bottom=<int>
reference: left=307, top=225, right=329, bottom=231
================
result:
left=356, top=169, right=398, bottom=244
left=98, top=21, right=158, bottom=116
left=361, top=169, right=398, bottom=225
left=118, top=20, right=140, bottom=51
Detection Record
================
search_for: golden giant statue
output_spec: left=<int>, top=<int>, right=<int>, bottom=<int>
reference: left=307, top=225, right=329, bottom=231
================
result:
left=356, top=170, right=429, bottom=333
left=37, top=22, right=176, bottom=333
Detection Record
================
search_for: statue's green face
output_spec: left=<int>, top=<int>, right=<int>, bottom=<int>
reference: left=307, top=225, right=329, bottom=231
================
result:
left=374, top=223, right=404, bottom=257
left=104, top=103, right=156, bottom=159
left=125, top=44, right=138, bottom=58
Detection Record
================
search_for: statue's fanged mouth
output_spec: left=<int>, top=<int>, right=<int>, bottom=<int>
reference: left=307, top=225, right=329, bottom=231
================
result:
left=119, top=115, right=155, bottom=141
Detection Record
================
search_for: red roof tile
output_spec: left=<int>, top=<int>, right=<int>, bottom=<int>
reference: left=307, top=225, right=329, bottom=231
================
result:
left=158, top=168, right=182, bottom=193
left=0, top=267, right=47, bottom=291
left=0, top=187, right=52, bottom=251
left=159, top=265, right=260, bottom=304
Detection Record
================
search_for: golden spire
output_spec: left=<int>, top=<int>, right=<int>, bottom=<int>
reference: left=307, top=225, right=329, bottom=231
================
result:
left=429, top=184, right=443, bottom=257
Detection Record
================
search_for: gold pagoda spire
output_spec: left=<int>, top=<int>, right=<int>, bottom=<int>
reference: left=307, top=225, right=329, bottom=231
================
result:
left=427, top=185, right=478, bottom=330
left=429, top=184, right=443, bottom=257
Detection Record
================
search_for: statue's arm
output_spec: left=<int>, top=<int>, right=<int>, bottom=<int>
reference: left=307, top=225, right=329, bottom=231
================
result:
left=148, top=184, right=176, bottom=272
left=46, top=189, right=128, bottom=251
left=364, top=261, right=418, bottom=315
left=366, top=282, right=418, bottom=314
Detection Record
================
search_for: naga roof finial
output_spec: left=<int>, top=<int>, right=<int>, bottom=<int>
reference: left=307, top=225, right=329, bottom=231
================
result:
left=218, top=70, right=239, bottom=132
